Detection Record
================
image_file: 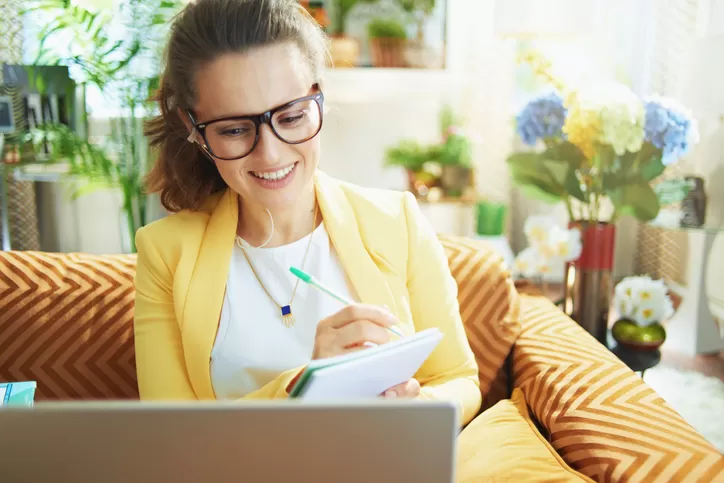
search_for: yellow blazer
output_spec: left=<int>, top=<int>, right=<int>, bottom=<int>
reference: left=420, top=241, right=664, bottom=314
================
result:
left=134, top=170, right=482, bottom=424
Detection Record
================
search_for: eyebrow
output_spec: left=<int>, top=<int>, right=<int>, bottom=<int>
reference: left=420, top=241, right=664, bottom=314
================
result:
left=198, top=89, right=316, bottom=124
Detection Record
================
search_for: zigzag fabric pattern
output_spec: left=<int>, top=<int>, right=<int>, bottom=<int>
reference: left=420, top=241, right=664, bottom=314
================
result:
left=514, top=293, right=724, bottom=482
left=438, top=234, right=521, bottom=404
left=0, top=251, right=138, bottom=400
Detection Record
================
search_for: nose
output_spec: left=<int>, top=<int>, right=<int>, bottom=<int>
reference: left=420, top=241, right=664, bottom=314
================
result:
left=254, top=123, right=283, bottom=162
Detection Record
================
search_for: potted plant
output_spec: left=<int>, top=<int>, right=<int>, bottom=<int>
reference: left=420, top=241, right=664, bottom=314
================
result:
left=21, top=0, right=183, bottom=253
left=437, top=106, right=474, bottom=197
left=399, top=0, right=442, bottom=68
left=506, top=50, right=700, bottom=342
left=612, top=275, right=674, bottom=350
left=384, top=139, right=439, bottom=197
left=367, top=17, right=408, bottom=68
left=326, top=0, right=362, bottom=67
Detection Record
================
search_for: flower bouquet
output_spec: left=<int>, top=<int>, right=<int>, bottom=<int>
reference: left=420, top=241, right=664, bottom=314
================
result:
left=612, top=275, right=675, bottom=350
left=506, top=52, right=699, bottom=342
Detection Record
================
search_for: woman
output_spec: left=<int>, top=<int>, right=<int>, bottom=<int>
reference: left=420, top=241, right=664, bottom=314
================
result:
left=135, top=0, right=481, bottom=425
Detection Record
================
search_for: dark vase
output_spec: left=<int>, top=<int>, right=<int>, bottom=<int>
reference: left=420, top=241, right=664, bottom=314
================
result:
left=563, top=221, right=616, bottom=343
left=680, top=176, right=707, bottom=228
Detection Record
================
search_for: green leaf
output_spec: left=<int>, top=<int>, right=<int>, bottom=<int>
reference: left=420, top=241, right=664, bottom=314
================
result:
left=610, top=178, right=660, bottom=222
left=542, top=141, right=586, bottom=169
left=641, top=155, right=665, bottom=181
left=565, top=170, right=585, bottom=201
left=540, top=158, right=569, bottom=186
left=519, top=183, right=564, bottom=204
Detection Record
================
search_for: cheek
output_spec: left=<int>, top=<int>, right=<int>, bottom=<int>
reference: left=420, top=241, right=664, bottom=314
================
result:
left=298, top=137, right=321, bottom=166
left=213, top=159, right=247, bottom=184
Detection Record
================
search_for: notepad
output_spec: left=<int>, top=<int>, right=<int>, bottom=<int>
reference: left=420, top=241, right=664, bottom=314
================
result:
left=289, top=328, right=444, bottom=400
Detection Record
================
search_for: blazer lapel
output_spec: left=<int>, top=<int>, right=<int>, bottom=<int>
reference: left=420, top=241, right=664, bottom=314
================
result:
left=182, top=188, right=237, bottom=400
left=314, top=171, right=399, bottom=318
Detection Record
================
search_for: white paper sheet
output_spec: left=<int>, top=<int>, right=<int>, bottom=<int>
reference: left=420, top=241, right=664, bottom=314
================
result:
left=298, top=328, right=444, bottom=400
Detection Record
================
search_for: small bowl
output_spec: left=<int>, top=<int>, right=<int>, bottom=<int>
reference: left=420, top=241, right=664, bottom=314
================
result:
left=612, top=318, right=666, bottom=351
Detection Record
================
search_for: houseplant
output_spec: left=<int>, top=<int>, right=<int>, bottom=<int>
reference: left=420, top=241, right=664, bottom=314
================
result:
left=437, top=105, right=473, bottom=197
left=612, top=275, right=674, bottom=350
left=384, top=139, right=440, bottom=197
left=398, top=0, right=442, bottom=68
left=367, top=17, right=408, bottom=67
left=507, top=51, right=699, bottom=341
left=21, top=0, right=183, bottom=253
left=325, top=0, right=361, bottom=67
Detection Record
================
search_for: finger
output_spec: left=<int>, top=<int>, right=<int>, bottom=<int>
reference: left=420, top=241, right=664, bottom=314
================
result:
left=383, top=379, right=421, bottom=399
left=336, top=319, right=391, bottom=348
left=322, top=304, right=399, bottom=330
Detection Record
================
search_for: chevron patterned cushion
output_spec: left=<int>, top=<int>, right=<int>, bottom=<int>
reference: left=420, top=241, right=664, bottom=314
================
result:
left=514, top=294, right=724, bottom=482
left=438, top=234, right=521, bottom=404
left=0, top=251, right=138, bottom=400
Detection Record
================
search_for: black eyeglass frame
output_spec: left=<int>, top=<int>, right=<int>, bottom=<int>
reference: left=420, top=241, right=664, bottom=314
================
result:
left=186, top=83, right=325, bottom=161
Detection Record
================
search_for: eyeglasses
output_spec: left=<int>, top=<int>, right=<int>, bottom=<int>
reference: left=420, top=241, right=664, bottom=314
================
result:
left=187, top=84, right=324, bottom=161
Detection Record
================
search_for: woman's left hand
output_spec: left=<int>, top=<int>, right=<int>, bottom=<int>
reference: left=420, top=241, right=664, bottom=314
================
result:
left=381, top=378, right=421, bottom=399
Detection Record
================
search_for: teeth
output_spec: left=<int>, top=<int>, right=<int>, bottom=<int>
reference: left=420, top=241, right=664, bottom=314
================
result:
left=252, top=164, right=295, bottom=180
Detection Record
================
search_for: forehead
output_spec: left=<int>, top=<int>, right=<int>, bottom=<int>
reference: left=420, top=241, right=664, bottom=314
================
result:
left=193, top=43, right=313, bottom=120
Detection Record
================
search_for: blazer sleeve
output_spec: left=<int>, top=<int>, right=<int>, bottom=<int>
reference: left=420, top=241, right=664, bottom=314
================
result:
left=133, top=226, right=304, bottom=401
left=402, top=192, right=482, bottom=425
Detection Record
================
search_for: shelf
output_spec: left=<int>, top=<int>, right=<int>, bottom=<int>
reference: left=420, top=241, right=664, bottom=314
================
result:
left=321, top=67, right=459, bottom=103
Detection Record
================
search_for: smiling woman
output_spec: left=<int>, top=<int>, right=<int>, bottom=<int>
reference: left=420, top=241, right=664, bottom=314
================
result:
left=134, top=0, right=481, bottom=427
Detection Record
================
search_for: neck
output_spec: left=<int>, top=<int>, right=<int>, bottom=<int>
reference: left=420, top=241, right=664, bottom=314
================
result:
left=237, top=189, right=318, bottom=248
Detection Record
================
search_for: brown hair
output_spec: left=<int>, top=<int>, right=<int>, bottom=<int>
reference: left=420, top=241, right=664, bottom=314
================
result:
left=144, top=0, right=328, bottom=213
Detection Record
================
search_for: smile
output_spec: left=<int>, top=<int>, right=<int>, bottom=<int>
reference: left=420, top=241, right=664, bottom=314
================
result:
left=250, top=162, right=297, bottom=181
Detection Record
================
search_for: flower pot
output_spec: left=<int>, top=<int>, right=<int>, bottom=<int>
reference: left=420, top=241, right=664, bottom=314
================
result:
left=328, top=35, right=360, bottom=68
left=440, top=165, right=472, bottom=197
left=369, top=37, right=407, bottom=68
left=612, top=318, right=666, bottom=350
left=404, top=39, right=444, bottom=69
left=562, top=221, right=616, bottom=343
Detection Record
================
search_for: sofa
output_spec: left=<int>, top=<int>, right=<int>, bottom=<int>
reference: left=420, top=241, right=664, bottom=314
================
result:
left=1, top=235, right=722, bottom=482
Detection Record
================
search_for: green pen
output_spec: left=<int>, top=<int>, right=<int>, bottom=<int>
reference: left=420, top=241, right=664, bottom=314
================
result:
left=289, top=266, right=405, bottom=338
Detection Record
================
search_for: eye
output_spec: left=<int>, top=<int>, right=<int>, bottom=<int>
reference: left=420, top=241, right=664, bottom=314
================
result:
left=220, top=127, right=251, bottom=137
left=278, top=111, right=306, bottom=126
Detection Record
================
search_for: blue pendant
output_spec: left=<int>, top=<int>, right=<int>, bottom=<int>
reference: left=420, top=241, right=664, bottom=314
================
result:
left=281, top=305, right=295, bottom=327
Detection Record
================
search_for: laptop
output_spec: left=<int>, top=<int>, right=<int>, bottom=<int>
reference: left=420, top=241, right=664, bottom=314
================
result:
left=0, top=399, right=459, bottom=483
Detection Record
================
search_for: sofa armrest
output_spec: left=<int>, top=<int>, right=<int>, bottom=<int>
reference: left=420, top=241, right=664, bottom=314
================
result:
left=512, top=294, right=724, bottom=483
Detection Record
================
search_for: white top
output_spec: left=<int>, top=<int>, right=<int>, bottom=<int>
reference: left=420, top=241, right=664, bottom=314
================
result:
left=210, top=222, right=357, bottom=399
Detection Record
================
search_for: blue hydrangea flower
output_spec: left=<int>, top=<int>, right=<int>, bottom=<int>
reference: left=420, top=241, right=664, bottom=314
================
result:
left=516, top=91, right=567, bottom=146
left=644, top=95, right=700, bottom=165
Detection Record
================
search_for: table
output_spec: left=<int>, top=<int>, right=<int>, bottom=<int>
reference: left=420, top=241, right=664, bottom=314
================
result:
left=607, top=332, right=661, bottom=378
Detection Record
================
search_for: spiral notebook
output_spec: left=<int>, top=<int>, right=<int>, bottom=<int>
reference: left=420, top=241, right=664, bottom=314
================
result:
left=289, top=328, right=444, bottom=400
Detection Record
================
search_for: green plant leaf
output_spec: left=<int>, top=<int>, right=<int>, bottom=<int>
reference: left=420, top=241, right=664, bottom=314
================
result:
left=610, top=178, right=660, bottom=221
left=542, top=141, right=585, bottom=169
left=540, top=158, right=569, bottom=186
left=565, top=170, right=585, bottom=201
left=518, top=183, right=563, bottom=204
left=641, top=155, right=666, bottom=181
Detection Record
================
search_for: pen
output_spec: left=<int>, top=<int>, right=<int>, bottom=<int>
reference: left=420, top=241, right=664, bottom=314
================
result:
left=289, top=266, right=405, bottom=338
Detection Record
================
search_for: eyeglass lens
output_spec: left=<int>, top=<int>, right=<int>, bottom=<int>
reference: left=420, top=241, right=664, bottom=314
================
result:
left=204, top=98, right=322, bottom=159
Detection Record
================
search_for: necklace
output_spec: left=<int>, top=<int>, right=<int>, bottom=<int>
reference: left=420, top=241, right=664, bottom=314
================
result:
left=236, top=202, right=318, bottom=327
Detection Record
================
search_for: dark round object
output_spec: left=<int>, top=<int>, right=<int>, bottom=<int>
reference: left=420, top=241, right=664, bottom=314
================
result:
left=607, top=331, right=661, bottom=374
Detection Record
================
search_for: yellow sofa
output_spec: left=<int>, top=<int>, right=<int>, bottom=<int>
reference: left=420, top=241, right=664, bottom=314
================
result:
left=1, top=236, right=722, bottom=482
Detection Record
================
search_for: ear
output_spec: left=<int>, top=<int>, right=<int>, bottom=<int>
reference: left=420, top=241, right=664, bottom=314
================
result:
left=177, top=107, right=197, bottom=143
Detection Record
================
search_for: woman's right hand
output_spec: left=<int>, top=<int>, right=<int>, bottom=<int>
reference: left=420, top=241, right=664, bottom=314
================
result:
left=312, top=304, right=399, bottom=360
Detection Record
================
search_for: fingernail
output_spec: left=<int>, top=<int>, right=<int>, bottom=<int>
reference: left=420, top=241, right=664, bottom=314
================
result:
left=385, top=390, right=397, bottom=399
